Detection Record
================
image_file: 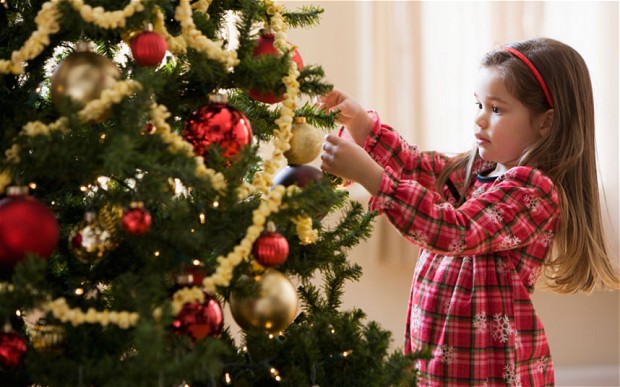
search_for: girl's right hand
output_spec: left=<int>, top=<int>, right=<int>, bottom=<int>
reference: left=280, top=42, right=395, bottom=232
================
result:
left=317, top=88, right=374, bottom=147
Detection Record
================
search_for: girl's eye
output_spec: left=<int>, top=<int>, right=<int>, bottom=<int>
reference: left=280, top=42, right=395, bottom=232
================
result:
left=475, top=102, right=482, bottom=109
left=492, top=106, right=501, bottom=114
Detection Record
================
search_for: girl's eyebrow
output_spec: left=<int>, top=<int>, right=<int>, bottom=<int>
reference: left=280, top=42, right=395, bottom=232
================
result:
left=474, top=92, right=509, bottom=104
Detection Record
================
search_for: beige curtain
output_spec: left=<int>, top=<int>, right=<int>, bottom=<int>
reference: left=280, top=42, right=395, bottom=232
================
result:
left=286, top=1, right=618, bottom=381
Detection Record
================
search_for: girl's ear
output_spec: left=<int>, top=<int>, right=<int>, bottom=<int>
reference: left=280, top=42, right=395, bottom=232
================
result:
left=538, top=109, right=554, bottom=137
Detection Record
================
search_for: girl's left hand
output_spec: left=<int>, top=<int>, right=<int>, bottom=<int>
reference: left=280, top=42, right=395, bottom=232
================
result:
left=320, top=134, right=383, bottom=196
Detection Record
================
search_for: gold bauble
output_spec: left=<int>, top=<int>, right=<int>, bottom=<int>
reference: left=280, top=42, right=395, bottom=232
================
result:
left=284, top=117, right=323, bottom=165
left=229, top=269, right=298, bottom=333
left=51, top=46, right=120, bottom=118
left=98, top=203, right=124, bottom=238
left=68, top=211, right=117, bottom=265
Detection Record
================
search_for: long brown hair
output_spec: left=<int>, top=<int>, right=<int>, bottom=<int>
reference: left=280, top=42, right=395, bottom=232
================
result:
left=438, top=38, right=619, bottom=293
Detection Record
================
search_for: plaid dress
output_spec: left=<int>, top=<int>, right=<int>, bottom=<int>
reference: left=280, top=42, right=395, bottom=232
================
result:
left=363, top=112, right=559, bottom=386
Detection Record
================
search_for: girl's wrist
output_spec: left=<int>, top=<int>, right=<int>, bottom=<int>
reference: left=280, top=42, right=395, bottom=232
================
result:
left=350, top=110, right=374, bottom=146
left=359, top=160, right=383, bottom=196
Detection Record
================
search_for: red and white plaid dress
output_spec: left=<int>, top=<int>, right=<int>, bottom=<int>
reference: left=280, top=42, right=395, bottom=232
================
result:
left=363, top=112, right=559, bottom=386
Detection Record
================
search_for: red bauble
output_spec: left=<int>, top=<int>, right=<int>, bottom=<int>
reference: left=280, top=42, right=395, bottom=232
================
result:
left=182, top=95, right=253, bottom=160
left=172, top=294, right=224, bottom=341
left=121, top=203, right=152, bottom=236
left=273, top=164, right=323, bottom=188
left=253, top=231, right=289, bottom=267
left=0, top=332, right=27, bottom=369
left=0, top=187, right=59, bottom=268
left=248, top=31, right=304, bottom=104
left=130, top=30, right=168, bottom=67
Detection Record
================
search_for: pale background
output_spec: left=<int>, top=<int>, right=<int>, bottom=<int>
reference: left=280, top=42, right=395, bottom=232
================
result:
left=229, top=1, right=620, bottom=386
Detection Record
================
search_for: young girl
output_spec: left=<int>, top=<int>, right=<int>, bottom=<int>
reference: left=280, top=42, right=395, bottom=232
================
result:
left=319, top=37, right=619, bottom=386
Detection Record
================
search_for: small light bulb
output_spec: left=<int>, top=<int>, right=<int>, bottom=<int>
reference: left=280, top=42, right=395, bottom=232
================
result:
left=28, top=182, right=37, bottom=190
left=75, top=288, right=84, bottom=295
left=199, top=213, right=206, bottom=224
left=224, top=373, right=232, bottom=385
left=154, top=251, right=160, bottom=257
left=15, top=309, right=21, bottom=317
left=212, top=200, right=219, bottom=208
left=192, top=259, right=201, bottom=266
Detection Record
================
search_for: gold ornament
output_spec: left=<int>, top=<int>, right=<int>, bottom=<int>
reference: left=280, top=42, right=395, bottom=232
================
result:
left=28, top=320, right=65, bottom=354
left=284, top=117, right=323, bottom=165
left=68, top=211, right=116, bottom=265
left=51, top=43, right=120, bottom=118
left=229, top=269, right=298, bottom=333
left=98, top=203, right=123, bottom=238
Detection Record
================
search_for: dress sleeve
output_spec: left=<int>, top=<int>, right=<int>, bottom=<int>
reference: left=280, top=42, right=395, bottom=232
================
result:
left=362, top=111, right=452, bottom=193
left=368, top=166, right=560, bottom=256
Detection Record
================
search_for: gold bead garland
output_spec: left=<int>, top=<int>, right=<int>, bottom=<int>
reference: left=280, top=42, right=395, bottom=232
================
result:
left=175, top=0, right=239, bottom=68
left=42, top=298, right=140, bottom=329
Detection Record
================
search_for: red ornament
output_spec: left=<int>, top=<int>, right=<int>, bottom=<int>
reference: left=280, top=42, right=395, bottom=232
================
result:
left=172, top=294, right=224, bottom=341
left=0, top=186, right=59, bottom=268
left=121, top=202, right=152, bottom=236
left=182, top=94, right=253, bottom=160
left=273, top=164, right=323, bottom=188
left=130, top=30, right=168, bottom=67
left=0, top=332, right=28, bottom=369
left=248, top=31, right=304, bottom=104
left=253, top=226, right=289, bottom=267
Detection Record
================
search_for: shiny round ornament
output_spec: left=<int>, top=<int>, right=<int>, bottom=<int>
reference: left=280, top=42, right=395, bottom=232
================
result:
left=172, top=294, right=224, bottom=341
left=69, top=211, right=115, bottom=265
left=248, top=30, right=304, bottom=104
left=253, top=225, right=289, bottom=267
left=284, top=117, right=323, bottom=165
left=273, top=164, right=324, bottom=188
left=51, top=43, right=120, bottom=118
left=182, top=94, right=253, bottom=160
left=0, top=332, right=27, bottom=369
left=130, top=30, right=168, bottom=67
left=229, top=269, right=298, bottom=333
left=0, top=186, right=59, bottom=268
left=121, top=202, right=152, bottom=236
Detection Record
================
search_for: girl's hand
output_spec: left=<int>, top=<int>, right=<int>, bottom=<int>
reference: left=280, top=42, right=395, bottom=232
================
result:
left=320, top=134, right=383, bottom=196
left=317, top=88, right=374, bottom=146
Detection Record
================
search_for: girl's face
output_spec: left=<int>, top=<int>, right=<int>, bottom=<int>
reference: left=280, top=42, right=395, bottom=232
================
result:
left=473, top=66, right=545, bottom=175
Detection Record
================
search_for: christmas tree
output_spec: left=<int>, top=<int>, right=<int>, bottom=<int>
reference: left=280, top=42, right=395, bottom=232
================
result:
left=0, top=0, right=428, bottom=385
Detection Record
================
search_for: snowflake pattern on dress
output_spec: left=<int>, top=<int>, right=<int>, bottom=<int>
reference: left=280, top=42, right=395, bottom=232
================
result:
left=537, top=230, right=555, bottom=247
left=523, top=195, right=540, bottom=212
left=414, top=252, right=429, bottom=277
left=486, top=205, right=505, bottom=225
left=435, top=345, right=456, bottom=364
left=448, top=238, right=465, bottom=254
left=503, top=363, right=523, bottom=386
left=441, top=300, right=451, bottom=315
left=471, top=185, right=486, bottom=198
left=535, top=357, right=550, bottom=374
left=496, top=258, right=511, bottom=275
left=411, top=305, right=423, bottom=334
left=473, top=312, right=488, bottom=332
left=499, top=235, right=521, bottom=250
left=411, top=229, right=429, bottom=245
left=492, top=314, right=514, bottom=344
left=527, top=266, right=543, bottom=287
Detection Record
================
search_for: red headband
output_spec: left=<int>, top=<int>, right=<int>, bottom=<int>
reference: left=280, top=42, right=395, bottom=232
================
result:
left=503, top=47, right=554, bottom=109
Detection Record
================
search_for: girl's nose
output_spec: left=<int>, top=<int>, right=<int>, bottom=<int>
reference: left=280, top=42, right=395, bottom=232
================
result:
left=474, top=111, right=488, bottom=129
